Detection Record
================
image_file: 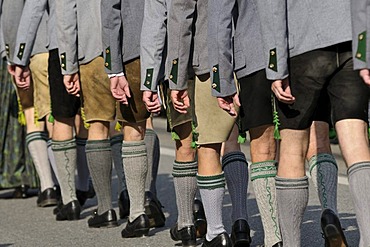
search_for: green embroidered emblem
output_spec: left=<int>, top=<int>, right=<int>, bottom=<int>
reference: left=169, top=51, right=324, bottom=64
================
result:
left=211, top=64, right=220, bottom=93
left=144, top=68, right=154, bottom=90
left=356, top=31, right=366, bottom=62
left=104, top=47, right=111, bottom=70
left=170, top=58, right=178, bottom=84
left=17, top=43, right=26, bottom=60
left=268, top=48, right=277, bottom=72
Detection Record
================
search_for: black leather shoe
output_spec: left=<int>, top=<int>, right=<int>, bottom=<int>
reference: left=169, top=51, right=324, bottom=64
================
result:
left=230, top=219, right=251, bottom=247
left=193, top=198, right=207, bottom=238
left=170, top=224, right=197, bottom=247
left=202, top=232, right=232, bottom=247
left=121, top=214, right=150, bottom=238
left=56, top=200, right=81, bottom=221
left=13, top=185, right=30, bottom=198
left=37, top=188, right=58, bottom=207
left=88, top=209, right=118, bottom=228
left=118, top=190, right=130, bottom=219
left=321, top=209, right=348, bottom=247
left=144, top=191, right=166, bottom=228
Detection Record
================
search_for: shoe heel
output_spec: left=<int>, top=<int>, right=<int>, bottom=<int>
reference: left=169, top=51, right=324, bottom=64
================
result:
left=323, top=224, right=347, bottom=247
left=133, top=228, right=149, bottom=237
left=67, top=209, right=81, bottom=221
left=194, top=218, right=207, bottom=238
left=145, top=204, right=165, bottom=228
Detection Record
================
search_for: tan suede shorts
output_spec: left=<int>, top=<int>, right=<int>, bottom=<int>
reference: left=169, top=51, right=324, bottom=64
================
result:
left=161, top=79, right=195, bottom=131
left=29, top=53, right=51, bottom=119
left=13, top=77, right=33, bottom=110
left=193, top=74, right=236, bottom=145
left=79, top=57, right=150, bottom=124
left=116, top=58, right=150, bottom=123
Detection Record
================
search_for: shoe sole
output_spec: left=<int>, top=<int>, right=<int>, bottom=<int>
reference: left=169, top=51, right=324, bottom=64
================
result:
left=37, top=199, right=58, bottom=208
left=145, top=203, right=165, bottom=228
left=89, top=221, right=119, bottom=228
left=233, top=239, right=251, bottom=247
left=323, top=224, right=348, bottom=247
left=194, top=219, right=207, bottom=239
left=122, top=228, right=149, bottom=238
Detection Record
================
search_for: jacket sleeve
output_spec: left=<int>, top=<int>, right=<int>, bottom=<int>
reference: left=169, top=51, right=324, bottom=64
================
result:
left=166, top=0, right=197, bottom=90
left=55, top=0, right=78, bottom=75
left=101, top=0, right=123, bottom=74
left=351, top=0, right=370, bottom=70
left=140, top=0, right=168, bottom=92
left=13, top=0, right=47, bottom=66
left=255, top=0, right=289, bottom=80
left=208, top=0, right=236, bottom=97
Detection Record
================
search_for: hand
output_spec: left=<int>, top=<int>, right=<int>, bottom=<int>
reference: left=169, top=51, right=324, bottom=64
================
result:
left=170, top=89, right=190, bottom=114
left=359, top=69, right=370, bottom=86
left=63, top=73, right=80, bottom=97
left=142, top=91, right=161, bottom=113
left=7, top=64, right=15, bottom=76
left=110, top=75, right=131, bottom=104
left=271, top=77, right=295, bottom=104
left=217, top=93, right=240, bottom=118
left=14, top=65, right=31, bottom=90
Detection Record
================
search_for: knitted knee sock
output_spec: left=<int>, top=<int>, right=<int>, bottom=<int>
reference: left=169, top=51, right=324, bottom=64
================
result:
left=276, top=176, right=309, bottom=247
left=309, top=153, right=338, bottom=213
left=144, top=128, right=160, bottom=196
left=47, top=138, right=59, bottom=185
left=122, top=141, right=148, bottom=222
left=222, top=151, right=249, bottom=222
left=251, top=161, right=281, bottom=247
left=197, top=172, right=226, bottom=242
left=52, top=139, right=77, bottom=204
left=86, top=139, right=113, bottom=214
left=110, top=134, right=127, bottom=192
left=26, top=131, right=54, bottom=191
left=173, top=160, right=198, bottom=229
left=348, top=162, right=370, bottom=247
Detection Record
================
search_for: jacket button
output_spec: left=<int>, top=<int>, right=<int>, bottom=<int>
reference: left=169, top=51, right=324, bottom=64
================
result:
left=212, top=67, right=217, bottom=72
left=212, top=83, right=217, bottom=89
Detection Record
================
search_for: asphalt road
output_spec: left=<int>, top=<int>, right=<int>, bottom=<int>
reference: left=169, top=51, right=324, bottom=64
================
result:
left=0, top=117, right=360, bottom=247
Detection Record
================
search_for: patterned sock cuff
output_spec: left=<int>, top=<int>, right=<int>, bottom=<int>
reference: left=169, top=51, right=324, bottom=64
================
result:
left=172, top=160, right=198, bottom=177
left=197, top=172, right=225, bottom=190
left=347, top=161, right=370, bottom=176
left=145, top=128, right=156, bottom=137
left=309, top=153, right=337, bottom=174
left=222, top=151, right=248, bottom=169
left=51, top=138, right=76, bottom=151
left=122, top=141, right=146, bottom=158
left=26, top=131, right=48, bottom=145
left=275, top=176, right=309, bottom=190
left=250, top=160, right=277, bottom=181
left=85, top=139, right=111, bottom=153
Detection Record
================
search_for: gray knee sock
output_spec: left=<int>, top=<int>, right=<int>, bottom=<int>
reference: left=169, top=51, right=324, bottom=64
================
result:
left=348, top=162, right=370, bottom=247
left=251, top=161, right=281, bottom=247
left=52, top=139, right=77, bottom=204
left=144, top=128, right=160, bottom=195
left=222, top=151, right=248, bottom=222
left=276, top=176, right=309, bottom=247
left=309, top=153, right=338, bottom=213
left=76, top=137, right=90, bottom=192
left=47, top=138, right=59, bottom=185
left=110, top=134, right=127, bottom=192
left=122, top=141, right=148, bottom=222
left=26, top=131, right=54, bottom=191
left=86, top=139, right=113, bottom=214
left=173, top=160, right=198, bottom=229
left=197, top=173, right=226, bottom=242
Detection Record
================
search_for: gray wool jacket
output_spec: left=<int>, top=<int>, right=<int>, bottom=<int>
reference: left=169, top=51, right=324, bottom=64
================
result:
left=166, top=0, right=209, bottom=90
left=101, top=0, right=145, bottom=74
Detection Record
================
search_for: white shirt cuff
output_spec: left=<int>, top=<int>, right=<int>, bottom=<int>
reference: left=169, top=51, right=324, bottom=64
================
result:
left=108, top=72, right=125, bottom=78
